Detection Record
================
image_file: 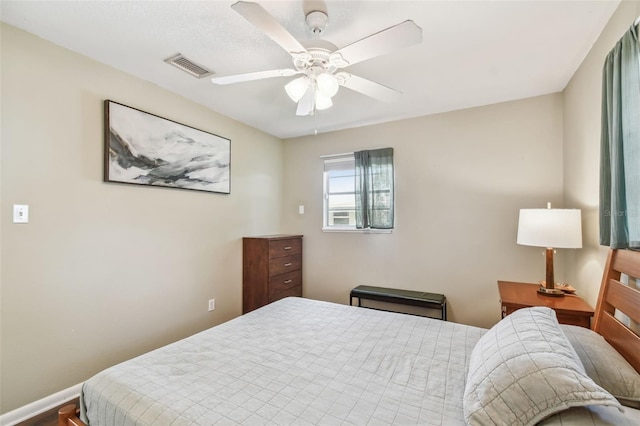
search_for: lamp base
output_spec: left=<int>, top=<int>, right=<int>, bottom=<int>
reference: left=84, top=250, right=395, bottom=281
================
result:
left=541, top=249, right=564, bottom=297
left=537, top=285, right=565, bottom=297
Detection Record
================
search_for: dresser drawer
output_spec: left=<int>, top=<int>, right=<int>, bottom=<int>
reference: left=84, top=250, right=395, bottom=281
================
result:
left=269, top=238, right=302, bottom=259
left=269, top=254, right=302, bottom=277
left=268, top=270, right=302, bottom=299
left=269, top=282, right=302, bottom=303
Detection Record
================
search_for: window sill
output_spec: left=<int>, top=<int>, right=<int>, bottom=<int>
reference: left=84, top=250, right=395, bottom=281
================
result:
left=322, top=227, right=393, bottom=234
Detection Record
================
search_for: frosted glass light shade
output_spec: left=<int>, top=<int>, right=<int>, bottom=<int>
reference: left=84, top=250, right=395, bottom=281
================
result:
left=285, top=76, right=310, bottom=102
left=316, top=73, right=339, bottom=98
left=517, top=209, right=582, bottom=249
left=315, top=90, right=333, bottom=110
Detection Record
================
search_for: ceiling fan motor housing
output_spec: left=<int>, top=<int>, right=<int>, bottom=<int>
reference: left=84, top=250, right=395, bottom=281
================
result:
left=294, top=49, right=337, bottom=74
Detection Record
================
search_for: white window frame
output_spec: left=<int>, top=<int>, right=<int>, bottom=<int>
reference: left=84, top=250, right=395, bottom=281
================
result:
left=322, top=153, right=393, bottom=233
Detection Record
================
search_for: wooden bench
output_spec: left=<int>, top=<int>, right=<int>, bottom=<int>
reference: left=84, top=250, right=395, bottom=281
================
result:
left=350, top=285, right=447, bottom=320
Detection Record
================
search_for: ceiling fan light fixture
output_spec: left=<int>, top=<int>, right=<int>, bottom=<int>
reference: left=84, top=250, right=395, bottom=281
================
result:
left=316, top=73, right=339, bottom=98
left=315, top=90, right=333, bottom=110
left=285, top=76, right=310, bottom=102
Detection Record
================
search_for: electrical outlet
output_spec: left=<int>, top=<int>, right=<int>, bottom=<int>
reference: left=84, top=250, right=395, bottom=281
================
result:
left=208, top=299, right=215, bottom=312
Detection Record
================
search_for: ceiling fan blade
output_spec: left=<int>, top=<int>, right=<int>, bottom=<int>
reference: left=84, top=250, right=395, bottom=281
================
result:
left=331, top=20, right=422, bottom=67
left=231, top=1, right=307, bottom=55
left=211, top=69, right=299, bottom=85
left=296, top=87, right=315, bottom=116
left=339, top=73, right=402, bottom=103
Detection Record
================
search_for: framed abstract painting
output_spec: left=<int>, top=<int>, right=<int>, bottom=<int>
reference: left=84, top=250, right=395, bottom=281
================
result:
left=104, top=100, right=231, bottom=194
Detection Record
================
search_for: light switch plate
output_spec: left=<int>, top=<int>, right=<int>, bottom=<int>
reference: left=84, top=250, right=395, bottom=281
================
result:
left=13, top=204, right=29, bottom=223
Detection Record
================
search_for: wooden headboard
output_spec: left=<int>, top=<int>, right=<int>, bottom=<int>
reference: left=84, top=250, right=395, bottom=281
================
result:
left=593, top=248, right=640, bottom=373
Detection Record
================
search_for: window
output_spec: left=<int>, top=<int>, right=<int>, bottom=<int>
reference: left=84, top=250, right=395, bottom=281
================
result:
left=323, top=154, right=357, bottom=229
left=323, top=149, right=394, bottom=232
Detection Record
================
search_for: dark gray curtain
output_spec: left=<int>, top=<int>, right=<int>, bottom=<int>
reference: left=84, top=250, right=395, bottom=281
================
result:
left=355, top=148, right=394, bottom=229
left=600, top=24, right=640, bottom=249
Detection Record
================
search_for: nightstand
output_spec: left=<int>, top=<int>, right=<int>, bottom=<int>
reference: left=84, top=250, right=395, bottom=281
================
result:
left=497, top=281, right=594, bottom=328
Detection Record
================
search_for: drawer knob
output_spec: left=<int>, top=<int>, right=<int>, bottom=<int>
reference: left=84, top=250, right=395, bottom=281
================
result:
left=284, top=279, right=292, bottom=284
left=284, top=246, right=292, bottom=250
left=284, top=263, right=292, bottom=267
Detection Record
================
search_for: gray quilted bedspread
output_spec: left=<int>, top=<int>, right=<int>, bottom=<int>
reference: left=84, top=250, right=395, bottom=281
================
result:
left=82, top=297, right=483, bottom=425
left=80, top=297, right=639, bottom=425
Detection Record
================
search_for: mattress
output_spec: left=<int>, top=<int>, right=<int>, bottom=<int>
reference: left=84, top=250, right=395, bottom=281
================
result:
left=80, top=297, right=640, bottom=425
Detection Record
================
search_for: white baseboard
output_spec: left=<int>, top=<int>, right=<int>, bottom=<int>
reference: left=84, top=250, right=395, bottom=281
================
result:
left=0, top=383, right=82, bottom=426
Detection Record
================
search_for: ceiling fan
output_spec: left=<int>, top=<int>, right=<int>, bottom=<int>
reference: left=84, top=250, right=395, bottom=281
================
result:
left=211, top=1, right=422, bottom=116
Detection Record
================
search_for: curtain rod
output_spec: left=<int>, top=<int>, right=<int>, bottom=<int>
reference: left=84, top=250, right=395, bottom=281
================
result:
left=321, top=147, right=393, bottom=159
left=320, top=152, right=354, bottom=159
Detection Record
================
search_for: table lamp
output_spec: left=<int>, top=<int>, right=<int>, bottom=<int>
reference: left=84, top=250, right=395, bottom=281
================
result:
left=517, top=203, right=582, bottom=296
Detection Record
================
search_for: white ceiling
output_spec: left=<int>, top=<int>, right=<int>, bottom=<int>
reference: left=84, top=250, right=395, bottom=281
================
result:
left=1, top=1, right=620, bottom=139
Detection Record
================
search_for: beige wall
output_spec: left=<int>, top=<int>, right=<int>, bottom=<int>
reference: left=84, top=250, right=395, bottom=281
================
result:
left=563, top=1, right=640, bottom=306
left=282, top=94, right=564, bottom=328
left=0, top=24, right=284, bottom=413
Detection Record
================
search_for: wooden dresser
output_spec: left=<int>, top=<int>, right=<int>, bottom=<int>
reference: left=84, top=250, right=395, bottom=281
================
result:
left=242, top=235, right=303, bottom=314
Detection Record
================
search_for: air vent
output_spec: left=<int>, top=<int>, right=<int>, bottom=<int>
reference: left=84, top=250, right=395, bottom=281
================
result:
left=164, top=53, right=214, bottom=78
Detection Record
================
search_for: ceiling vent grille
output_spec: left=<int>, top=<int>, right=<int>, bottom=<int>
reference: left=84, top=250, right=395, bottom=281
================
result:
left=164, top=53, right=214, bottom=78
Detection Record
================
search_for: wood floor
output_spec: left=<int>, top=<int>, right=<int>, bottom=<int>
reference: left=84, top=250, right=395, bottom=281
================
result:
left=15, top=398, right=79, bottom=426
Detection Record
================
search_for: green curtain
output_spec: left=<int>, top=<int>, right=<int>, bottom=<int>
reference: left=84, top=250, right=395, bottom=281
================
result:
left=355, top=148, right=394, bottom=229
left=600, top=24, right=640, bottom=249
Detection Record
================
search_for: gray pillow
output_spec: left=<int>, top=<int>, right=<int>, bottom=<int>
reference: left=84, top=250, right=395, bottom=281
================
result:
left=464, top=307, right=622, bottom=426
left=561, top=324, right=640, bottom=408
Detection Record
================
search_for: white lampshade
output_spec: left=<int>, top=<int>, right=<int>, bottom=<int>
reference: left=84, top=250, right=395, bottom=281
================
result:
left=517, top=208, right=582, bottom=249
left=285, top=76, right=310, bottom=102
left=316, top=73, right=339, bottom=98
left=315, top=90, right=333, bottom=110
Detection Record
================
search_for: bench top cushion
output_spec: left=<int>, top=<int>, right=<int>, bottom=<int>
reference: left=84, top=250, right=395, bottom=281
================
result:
left=351, top=285, right=446, bottom=304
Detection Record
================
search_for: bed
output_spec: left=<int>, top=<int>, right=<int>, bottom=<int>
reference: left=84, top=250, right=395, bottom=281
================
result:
left=59, top=249, right=640, bottom=425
